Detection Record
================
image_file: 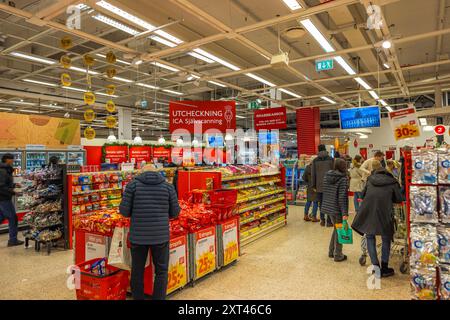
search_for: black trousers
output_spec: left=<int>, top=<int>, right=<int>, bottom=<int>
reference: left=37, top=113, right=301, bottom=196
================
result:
left=130, top=241, right=169, bottom=300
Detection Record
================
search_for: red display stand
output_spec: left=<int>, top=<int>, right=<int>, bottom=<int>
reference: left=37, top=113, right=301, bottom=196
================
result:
left=296, top=107, right=320, bottom=156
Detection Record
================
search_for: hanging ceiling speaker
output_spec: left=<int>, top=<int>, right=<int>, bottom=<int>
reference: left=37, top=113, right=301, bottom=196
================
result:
left=284, top=27, right=306, bottom=39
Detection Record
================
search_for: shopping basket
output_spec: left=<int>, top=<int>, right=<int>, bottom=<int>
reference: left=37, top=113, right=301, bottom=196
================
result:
left=75, top=258, right=130, bottom=300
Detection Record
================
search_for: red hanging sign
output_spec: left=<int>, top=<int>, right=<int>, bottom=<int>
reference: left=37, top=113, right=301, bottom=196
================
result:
left=434, top=125, right=446, bottom=136
left=153, top=146, right=171, bottom=161
left=104, top=145, right=128, bottom=164
left=169, top=101, right=236, bottom=133
left=254, top=106, right=287, bottom=131
left=129, top=146, right=152, bottom=163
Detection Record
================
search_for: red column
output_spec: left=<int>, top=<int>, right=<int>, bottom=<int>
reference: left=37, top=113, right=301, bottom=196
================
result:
left=296, top=107, right=320, bottom=156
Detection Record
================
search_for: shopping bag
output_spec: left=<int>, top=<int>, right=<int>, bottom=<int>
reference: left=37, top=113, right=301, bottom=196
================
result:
left=336, top=220, right=353, bottom=245
left=108, top=226, right=132, bottom=270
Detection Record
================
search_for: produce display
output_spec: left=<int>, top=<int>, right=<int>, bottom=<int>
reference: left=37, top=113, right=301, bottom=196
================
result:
left=409, top=149, right=450, bottom=300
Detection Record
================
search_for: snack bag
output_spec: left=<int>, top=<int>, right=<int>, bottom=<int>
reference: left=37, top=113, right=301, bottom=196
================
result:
left=440, top=266, right=450, bottom=300
left=411, top=267, right=437, bottom=300
left=438, top=152, right=450, bottom=184
left=410, top=224, right=439, bottom=267
left=410, top=186, right=438, bottom=223
left=439, top=186, right=450, bottom=224
left=437, top=226, right=450, bottom=265
left=412, top=150, right=437, bottom=185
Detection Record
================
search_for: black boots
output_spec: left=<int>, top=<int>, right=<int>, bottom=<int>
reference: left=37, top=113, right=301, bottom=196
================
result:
left=381, top=262, right=395, bottom=278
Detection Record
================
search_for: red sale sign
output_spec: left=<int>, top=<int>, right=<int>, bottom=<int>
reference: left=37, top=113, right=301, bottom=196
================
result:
left=169, top=101, right=236, bottom=133
left=254, top=106, right=287, bottom=131
left=104, top=145, right=128, bottom=164
left=153, top=146, right=171, bottom=161
left=129, top=146, right=152, bottom=163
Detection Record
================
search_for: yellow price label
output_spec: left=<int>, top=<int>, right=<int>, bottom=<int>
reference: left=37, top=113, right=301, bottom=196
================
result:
left=83, top=109, right=96, bottom=122
left=83, top=127, right=96, bottom=140
left=84, top=91, right=96, bottom=105
left=394, top=123, right=420, bottom=141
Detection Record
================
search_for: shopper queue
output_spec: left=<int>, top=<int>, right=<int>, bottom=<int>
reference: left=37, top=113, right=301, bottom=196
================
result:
left=302, top=145, right=404, bottom=276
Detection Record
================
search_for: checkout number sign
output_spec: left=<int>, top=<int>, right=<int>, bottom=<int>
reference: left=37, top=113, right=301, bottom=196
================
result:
left=389, top=107, right=421, bottom=141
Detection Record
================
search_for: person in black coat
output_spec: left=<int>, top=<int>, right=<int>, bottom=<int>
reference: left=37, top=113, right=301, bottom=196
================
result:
left=321, top=158, right=349, bottom=262
left=119, top=164, right=181, bottom=300
left=302, top=162, right=319, bottom=222
left=0, top=154, right=23, bottom=247
left=351, top=168, right=403, bottom=277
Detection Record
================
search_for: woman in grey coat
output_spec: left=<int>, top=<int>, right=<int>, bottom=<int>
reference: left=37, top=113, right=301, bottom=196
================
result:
left=302, top=162, right=319, bottom=222
left=352, top=167, right=403, bottom=277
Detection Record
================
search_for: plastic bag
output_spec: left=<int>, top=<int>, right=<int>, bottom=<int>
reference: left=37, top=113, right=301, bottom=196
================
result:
left=437, top=226, right=450, bottom=265
left=439, top=186, right=450, bottom=224
left=108, top=226, right=131, bottom=270
left=440, top=266, right=450, bottom=300
left=410, top=267, right=437, bottom=300
left=336, top=220, right=353, bottom=245
left=412, top=150, right=437, bottom=185
left=438, top=152, right=450, bottom=184
left=410, top=224, right=439, bottom=268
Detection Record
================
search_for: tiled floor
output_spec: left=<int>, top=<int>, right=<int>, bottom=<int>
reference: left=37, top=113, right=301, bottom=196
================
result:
left=0, top=206, right=410, bottom=300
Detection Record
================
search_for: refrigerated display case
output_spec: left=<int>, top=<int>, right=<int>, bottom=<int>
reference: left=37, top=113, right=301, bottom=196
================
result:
left=25, top=151, right=47, bottom=171
left=67, top=151, right=85, bottom=166
left=48, top=151, right=66, bottom=164
left=0, top=150, right=23, bottom=173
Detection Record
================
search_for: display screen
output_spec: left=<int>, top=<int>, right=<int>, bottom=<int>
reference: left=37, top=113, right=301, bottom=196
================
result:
left=207, top=135, right=224, bottom=147
left=258, top=131, right=279, bottom=144
left=339, top=106, right=381, bottom=129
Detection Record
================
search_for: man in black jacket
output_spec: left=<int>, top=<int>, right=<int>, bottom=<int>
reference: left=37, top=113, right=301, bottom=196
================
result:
left=0, top=154, right=24, bottom=247
left=311, top=145, right=334, bottom=227
left=119, top=164, right=181, bottom=300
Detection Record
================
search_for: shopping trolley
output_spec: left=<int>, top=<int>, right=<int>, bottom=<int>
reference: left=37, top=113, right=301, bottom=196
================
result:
left=358, top=203, right=409, bottom=274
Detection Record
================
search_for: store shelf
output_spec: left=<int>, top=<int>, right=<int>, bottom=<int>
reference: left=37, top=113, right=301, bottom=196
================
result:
left=237, top=189, right=285, bottom=204
left=224, top=178, right=281, bottom=190
left=72, top=187, right=122, bottom=195
left=221, top=171, right=280, bottom=182
left=240, top=218, right=287, bottom=246
left=238, top=196, right=285, bottom=214
left=240, top=205, right=286, bottom=226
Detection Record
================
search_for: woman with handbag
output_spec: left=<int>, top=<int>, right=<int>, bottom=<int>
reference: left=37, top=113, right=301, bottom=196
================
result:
left=351, top=167, right=403, bottom=277
left=321, top=158, right=349, bottom=262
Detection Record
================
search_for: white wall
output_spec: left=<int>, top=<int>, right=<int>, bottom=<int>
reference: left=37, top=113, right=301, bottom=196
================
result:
left=348, top=118, right=448, bottom=159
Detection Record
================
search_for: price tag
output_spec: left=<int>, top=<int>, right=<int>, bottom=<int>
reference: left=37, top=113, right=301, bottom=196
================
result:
left=389, top=107, right=421, bottom=141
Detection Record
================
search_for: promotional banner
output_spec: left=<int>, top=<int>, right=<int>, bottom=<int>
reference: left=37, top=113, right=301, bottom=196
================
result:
left=104, top=145, right=128, bottom=164
left=388, top=107, right=421, bottom=141
left=169, top=101, right=236, bottom=133
left=221, top=218, right=239, bottom=266
left=167, top=235, right=188, bottom=294
left=296, top=108, right=320, bottom=156
left=153, top=146, right=171, bottom=161
left=194, top=226, right=216, bottom=279
left=254, top=106, right=287, bottom=131
left=129, top=146, right=152, bottom=163
left=339, top=106, right=381, bottom=129
left=0, top=113, right=80, bottom=148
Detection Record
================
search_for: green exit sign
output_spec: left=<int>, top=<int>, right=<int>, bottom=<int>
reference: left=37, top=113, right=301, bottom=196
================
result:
left=248, top=101, right=261, bottom=110
left=316, top=59, right=334, bottom=72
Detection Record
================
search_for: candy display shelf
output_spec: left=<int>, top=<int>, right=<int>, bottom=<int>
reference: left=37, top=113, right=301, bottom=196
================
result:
left=177, top=164, right=287, bottom=246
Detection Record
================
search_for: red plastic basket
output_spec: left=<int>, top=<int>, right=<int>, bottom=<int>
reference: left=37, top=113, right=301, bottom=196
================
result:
left=208, top=189, right=237, bottom=205
left=75, top=258, right=130, bottom=300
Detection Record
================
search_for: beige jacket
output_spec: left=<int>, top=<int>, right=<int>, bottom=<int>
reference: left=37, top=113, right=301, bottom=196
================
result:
left=349, top=166, right=364, bottom=192
left=360, top=158, right=376, bottom=181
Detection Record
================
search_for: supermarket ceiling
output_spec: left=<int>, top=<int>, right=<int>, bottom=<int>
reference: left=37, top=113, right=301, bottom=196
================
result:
left=0, top=0, right=449, bottom=137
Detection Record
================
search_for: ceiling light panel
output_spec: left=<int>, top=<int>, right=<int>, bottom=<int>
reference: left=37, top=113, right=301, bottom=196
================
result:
left=163, top=89, right=183, bottom=95
left=10, top=52, right=56, bottom=65
left=96, top=1, right=156, bottom=31
left=69, top=66, right=100, bottom=75
left=279, top=88, right=301, bottom=98
left=334, top=56, right=356, bottom=75
left=246, top=73, right=275, bottom=87
left=151, top=36, right=177, bottom=48
left=151, top=62, right=179, bottom=72
left=368, top=90, right=380, bottom=100
left=23, top=79, right=58, bottom=87
left=355, top=77, right=372, bottom=90
left=282, top=0, right=302, bottom=10
left=193, top=48, right=241, bottom=71
left=321, top=96, right=337, bottom=104
left=300, top=19, right=335, bottom=53
left=93, top=14, right=139, bottom=35
left=137, top=83, right=159, bottom=90
left=188, top=52, right=214, bottom=63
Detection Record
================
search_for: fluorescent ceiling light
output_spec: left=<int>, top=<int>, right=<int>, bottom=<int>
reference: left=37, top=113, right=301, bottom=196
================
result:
left=334, top=56, right=356, bottom=75
left=41, top=104, right=64, bottom=109
left=64, top=86, right=86, bottom=92
left=96, top=92, right=119, bottom=98
left=321, top=96, right=336, bottom=104
left=385, top=106, right=393, bottom=112
left=151, top=62, right=179, bottom=72
left=300, top=19, right=335, bottom=53
left=382, top=40, right=392, bottom=49
left=383, top=63, right=390, bottom=69
left=76, top=4, right=90, bottom=10
left=379, top=99, right=388, bottom=106
left=113, top=76, right=133, bottom=83
left=280, top=88, right=302, bottom=98
left=0, top=107, right=13, bottom=111
left=246, top=73, right=275, bottom=87
left=93, top=14, right=139, bottom=35
left=163, top=89, right=183, bottom=96
left=359, top=134, right=369, bottom=139
left=208, top=80, right=226, bottom=88
left=187, top=74, right=200, bottom=81
left=236, top=115, right=246, bottom=119
left=137, top=82, right=159, bottom=90
left=154, top=30, right=183, bottom=45
left=193, top=48, right=241, bottom=71
left=96, top=1, right=156, bottom=31
left=96, top=53, right=131, bottom=65
left=150, top=35, right=177, bottom=48
left=69, top=66, right=99, bottom=75
left=23, top=79, right=58, bottom=87
left=147, top=111, right=166, bottom=116
left=188, top=52, right=214, bottom=63
left=419, top=118, right=427, bottom=126
left=282, top=0, right=302, bottom=10
left=21, top=109, right=40, bottom=113
left=368, top=90, right=380, bottom=100
left=355, top=77, right=372, bottom=90
left=10, top=52, right=56, bottom=65
left=9, top=100, right=35, bottom=106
